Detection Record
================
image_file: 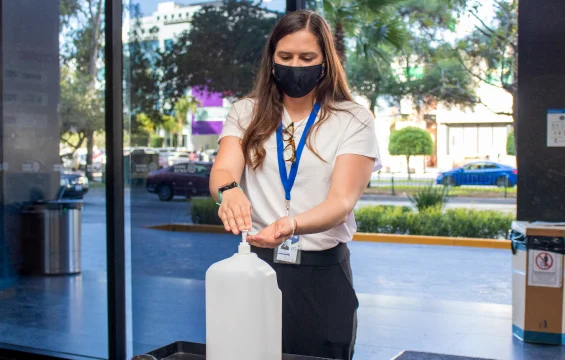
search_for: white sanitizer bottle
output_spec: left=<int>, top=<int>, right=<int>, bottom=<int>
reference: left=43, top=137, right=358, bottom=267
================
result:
left=205, top=231, right=282, bottom=360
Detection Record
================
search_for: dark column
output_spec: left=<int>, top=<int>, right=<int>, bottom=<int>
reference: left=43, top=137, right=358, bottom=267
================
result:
left=286, top=0, right=305, bottom=12
left=517, top=0, right=565, bottom=222
left=0, top=0, right=4, bottom=285
left=105, top=1, right=126, bottom=359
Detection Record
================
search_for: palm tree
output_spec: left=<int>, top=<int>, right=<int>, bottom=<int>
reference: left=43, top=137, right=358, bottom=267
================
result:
left=135, top=113, right=156, bottom=146
left=174, top=96, right=200, bottom=148
left=322, top=0, right=407, bottom=66
left=161, top=114, right=177, bottom=147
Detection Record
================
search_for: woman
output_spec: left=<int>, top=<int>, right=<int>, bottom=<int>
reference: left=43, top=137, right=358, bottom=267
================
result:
left=209, top=10, right=381, bottom=360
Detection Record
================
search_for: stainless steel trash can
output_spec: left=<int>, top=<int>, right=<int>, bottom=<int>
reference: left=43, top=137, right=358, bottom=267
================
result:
left=22, top=200, right=83, bottom=275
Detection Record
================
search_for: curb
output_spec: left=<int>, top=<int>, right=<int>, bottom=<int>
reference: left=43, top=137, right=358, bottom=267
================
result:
left=147, top=223, right=226, bottom=234
left=146, top=223, right=510, bottom=249
left=353, top=232, right=510, bottom=249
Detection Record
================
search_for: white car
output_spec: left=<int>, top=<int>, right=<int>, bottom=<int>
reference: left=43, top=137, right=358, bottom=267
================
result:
left=158, top=149, right=176, bottom=168
left=168, top=152, right=191, bottom=166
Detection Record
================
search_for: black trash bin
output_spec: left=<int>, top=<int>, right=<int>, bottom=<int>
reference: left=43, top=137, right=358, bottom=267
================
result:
left=21, top=199, right=83, bottom=275
left=130, top=148, right=159, bottom=186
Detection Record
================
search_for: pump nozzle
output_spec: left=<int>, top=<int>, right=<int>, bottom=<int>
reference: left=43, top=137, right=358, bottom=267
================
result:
left=238, top=230, right=251, bottom=254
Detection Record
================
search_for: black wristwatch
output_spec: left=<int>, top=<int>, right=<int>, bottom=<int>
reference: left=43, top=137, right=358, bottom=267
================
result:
left=217, top=181, right=241, bottom=204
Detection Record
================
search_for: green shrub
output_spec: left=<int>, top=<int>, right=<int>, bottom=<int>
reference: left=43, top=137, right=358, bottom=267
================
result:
left=507, top=131, right=515, bottom=156
left=130, top=133, right=149, bottom=147
left=354, top=205, right=513, bottom=239
left=190, top=197, right=222, bottom=225
left=150, top=135, right=164, bottom=148
left=191, top=200, right=513, bottom=239
left=443, top=208, right=513, bottom=238
left=408, top=185, right=450, bottom=212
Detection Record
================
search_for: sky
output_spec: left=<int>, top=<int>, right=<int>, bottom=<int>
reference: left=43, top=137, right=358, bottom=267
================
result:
left=132, top=0, right=287, bottom=16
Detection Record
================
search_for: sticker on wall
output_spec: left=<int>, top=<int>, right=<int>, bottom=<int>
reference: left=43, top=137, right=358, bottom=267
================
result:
left=22, top=162, right=40, bottom=172
left=528, top=250, right=563, bottom=288
left=547, top=109, right=565, bottom=147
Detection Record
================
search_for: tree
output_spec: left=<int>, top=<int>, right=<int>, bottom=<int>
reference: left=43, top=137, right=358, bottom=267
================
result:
left=388, top=127, right=433, bottom=179
left=134, top=113, right=155, bottom=146
left=174, top=96, right=200, bottom=148
left=126, top=4, right=163, bottom=146
left=60, top=0, right=104, bottom=179
left=347, top=45, right=476, bottom=118
left=346, top=54, right=395, bottom=114
left=391, top=46, right=476, bottom=110
left=397, top=0, right=468, bottom=39
left=457, top=0, right=517, bottom=148
left=160, top=114, right=178, bottom=147
left=390, top=1, right=475, bottom=109
left=322, top=0, right=407, bottom=66
left=159, top=0, right=278, bottom=105
left=59, top=66, right=104, bottom=154
left=323, top=0, right=469, bottom=67
left=506, top=131, right=515, bottom=156
left=345, top=1, right=475, bottom=114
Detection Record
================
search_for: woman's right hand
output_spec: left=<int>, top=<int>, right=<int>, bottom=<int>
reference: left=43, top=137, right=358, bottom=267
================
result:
left=218, top=188, right=252, bottom=235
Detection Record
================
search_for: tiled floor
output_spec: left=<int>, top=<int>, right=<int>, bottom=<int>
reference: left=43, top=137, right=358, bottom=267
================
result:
left=0, top=209, right=564, bottom=359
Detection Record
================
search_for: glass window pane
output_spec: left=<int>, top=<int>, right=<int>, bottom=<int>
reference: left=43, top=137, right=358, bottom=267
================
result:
left=1, top=1, right=108, bottom=358
left=493, top=125, right=509, bottom=157
left=478, top=126, right=494, bottom=155
left=124, top=1, right=283, bottom=356
left=463, top=126, right=478, bottom=155
left=449, top=126, right=464, bottom=156
left=301, top=2, right=518, bottom=359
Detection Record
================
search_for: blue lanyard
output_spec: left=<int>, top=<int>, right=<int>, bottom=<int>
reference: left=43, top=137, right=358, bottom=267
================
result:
left=276, top=103, right=320, bottom=208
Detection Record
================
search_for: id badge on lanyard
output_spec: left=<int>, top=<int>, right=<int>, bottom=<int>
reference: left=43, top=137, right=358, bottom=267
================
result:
left=273, top=103, right=320, bottom=265
left=274, top=205, right=302, bottom=265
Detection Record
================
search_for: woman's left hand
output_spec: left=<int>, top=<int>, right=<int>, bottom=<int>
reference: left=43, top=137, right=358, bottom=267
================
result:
left=247, top=216, right=295, bottom=248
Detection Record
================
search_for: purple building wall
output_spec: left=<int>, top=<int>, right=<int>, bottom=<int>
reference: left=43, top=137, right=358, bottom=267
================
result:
left=191, top=87, right=225, bottom=135
left=193, top=86, right=223, bottom=107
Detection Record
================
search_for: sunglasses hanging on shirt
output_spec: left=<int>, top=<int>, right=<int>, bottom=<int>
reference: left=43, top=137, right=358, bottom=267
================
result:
left=282, top=122, right=296, bottom=163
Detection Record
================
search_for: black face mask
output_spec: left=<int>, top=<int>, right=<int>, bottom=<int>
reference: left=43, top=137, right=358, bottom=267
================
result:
left=273, top=63, right=324, bottom=98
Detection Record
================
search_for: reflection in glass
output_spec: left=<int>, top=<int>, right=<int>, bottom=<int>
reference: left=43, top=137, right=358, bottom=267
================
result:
left=125, top=0, right=283, bottom=355
left=0, top=0, right=108, bottom=358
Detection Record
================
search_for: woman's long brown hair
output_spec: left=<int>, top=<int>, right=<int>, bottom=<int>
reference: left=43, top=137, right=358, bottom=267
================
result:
left=242, top=10, right=354, bottom=169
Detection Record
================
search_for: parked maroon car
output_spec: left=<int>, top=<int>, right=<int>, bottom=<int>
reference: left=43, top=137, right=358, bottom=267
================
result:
left=147, top=162, right=212, bottom=201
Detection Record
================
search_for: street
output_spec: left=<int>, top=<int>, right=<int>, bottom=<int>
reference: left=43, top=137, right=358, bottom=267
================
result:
left=74, top=188, right=525, bottom=360
left=357, top=194, right=516, bottom=213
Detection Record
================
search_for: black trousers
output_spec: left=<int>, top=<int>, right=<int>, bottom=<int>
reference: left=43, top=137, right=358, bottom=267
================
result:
left=252, top=243, right=359, bottom=360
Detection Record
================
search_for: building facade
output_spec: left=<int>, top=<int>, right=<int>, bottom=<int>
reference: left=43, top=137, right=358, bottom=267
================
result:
left=375, top=81, right=515, bottom=174
left=436, top=82, right=515, bottom=171
left=124, top=1, right=226, bottom=151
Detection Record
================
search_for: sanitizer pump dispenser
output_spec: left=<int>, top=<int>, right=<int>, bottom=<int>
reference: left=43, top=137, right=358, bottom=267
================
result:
left=205, top=231, right=282, bottom=360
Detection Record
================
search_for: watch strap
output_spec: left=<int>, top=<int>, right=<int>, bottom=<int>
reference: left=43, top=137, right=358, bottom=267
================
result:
left=217, top=182, right=242, bottom=205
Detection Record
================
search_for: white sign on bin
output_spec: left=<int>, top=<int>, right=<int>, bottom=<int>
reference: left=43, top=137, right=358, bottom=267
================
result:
left=547, top=109, right=565, bottom=147
left=528, top=250, right=563, bottom=288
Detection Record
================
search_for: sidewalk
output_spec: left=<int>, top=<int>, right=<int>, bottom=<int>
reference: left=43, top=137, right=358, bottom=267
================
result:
left=2, top=224, right=561, bottom=360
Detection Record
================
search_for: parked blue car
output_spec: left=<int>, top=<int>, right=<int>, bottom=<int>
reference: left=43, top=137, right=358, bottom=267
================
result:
left=436, top=161, right=517, bottom=187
